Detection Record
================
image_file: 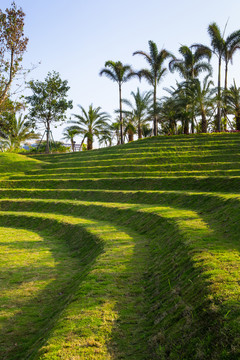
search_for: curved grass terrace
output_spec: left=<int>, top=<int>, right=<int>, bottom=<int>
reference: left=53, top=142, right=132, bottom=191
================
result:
left=0, top=133, right=240, bottom=359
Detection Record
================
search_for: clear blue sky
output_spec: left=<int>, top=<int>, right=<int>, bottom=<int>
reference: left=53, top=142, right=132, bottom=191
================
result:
left=2, top=0, right=240, bottom=142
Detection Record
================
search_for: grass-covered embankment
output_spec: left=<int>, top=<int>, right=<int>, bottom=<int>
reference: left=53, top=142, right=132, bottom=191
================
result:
left=0, top=133, right=240, bottom=359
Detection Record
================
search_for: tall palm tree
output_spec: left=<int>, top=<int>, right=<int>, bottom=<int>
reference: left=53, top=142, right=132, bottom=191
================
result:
left=99, top=61, right=135, bottom=144
left=207, top=23, right=225, bottom=132
left=194, top=23, right=240, bottom=131
left=71, top=104, right=110, bottom=150
left=169, top=45, right=212, bottom=133
left=133, top=40, right=171, bottom=136
left=187, top=76, right=215, bottom=133
left=122, top=88, right=151, bottom=139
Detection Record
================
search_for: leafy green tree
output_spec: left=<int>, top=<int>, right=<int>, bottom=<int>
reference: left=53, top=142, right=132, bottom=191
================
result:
left=70, top=104, right=110, bottom=150
left=0, top=113, right=38, bottom=151
left=99, top=61, right=135, bottom=145
left=122, top=88, right=151, bottom=139
left=133, top=40, right=171, bottom=136
left=26, top=71, right=73, bottom=153
left=0, top=2, right=28, bottom=108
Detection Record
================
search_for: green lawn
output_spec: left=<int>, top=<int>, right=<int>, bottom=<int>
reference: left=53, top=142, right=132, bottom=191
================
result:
left=0, top=133, right=240, bottom=359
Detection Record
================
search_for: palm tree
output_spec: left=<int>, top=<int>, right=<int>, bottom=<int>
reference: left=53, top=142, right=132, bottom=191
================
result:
left=169, top=45, right=212, bottom=80
left=123, top=116, right=137, bottom=143
left=224, top=81, right=240, bottom=130
left=194, top=23, right=240, bottom=131
left=122, top=88, right=151, bottom=139
left=99, top=61, right=135, bottom=144
left=70, top=104, right=110, bottom=150
left=0, top=114, right=39, bottom=151
left=133, top=40, right=171, bottom=136
left=188, top=76, right=215, bottom=133
left=99, top=130, right=112, bottom=148
left=169, top=45, right=212, bottom=133
left=62, top=126, right=81, bottom=151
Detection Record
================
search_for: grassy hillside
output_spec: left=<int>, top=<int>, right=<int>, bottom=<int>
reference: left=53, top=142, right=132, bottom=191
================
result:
left=0, top=133, right=240, bottom=359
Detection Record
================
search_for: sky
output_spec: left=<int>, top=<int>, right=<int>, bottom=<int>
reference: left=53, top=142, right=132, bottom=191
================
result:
left=2, top=0, right=240, bottom=144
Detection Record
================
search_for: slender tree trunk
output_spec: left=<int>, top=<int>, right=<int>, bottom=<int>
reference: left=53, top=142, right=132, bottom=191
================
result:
left=217, top=57, right=222, bottom=131
left=184, top=120, right=189, bottom=135
left=71, top=139, right=74, bottom=152
left=191, top=106, right=195, bottom=134
left=79, top=137, right=85, bottom=151
left=236, top=114, right=240, bottom=131
left=201, top=106, right=207, bottom=133
left=46, top=122, right=50, bottom=153
left=119, top=84, right=123, bottom=144
left=138, top=120, right=142, bottom=139
left=153, top=80, right=157, bottom=136
left=224, top=61, right=228, bottom=91
left=222, top=61, right=229, bottom=131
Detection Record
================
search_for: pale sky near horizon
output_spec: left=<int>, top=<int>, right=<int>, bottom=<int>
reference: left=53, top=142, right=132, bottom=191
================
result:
left=2, top=0, right=240, bottom=143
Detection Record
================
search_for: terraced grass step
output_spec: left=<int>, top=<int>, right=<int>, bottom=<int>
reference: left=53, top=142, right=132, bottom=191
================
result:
left=1, top=176, right=240, bottom=192
left=32, top=154, right=240, bottom=168
left=1, top=197, right=239, bottom=358
left=9, top=169, right=240, bottom=180
left=25, top=162, right=240, bottom=175
left=0, top=211, right=149, bottom=359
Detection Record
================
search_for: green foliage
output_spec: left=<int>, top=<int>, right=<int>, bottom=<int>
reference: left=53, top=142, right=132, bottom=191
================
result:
left=25, top=141, right=69, bottom=154
left=0, top=2, right=28, bottom=107
left=70, top=104, right=110, bottom=150
left=99, top=60, right=136, bottom=144
left=133, top=40, right=172, bottom=136
left=0, top=114, right=39, bottom=151
left=26, top=71, right=73, bottom=153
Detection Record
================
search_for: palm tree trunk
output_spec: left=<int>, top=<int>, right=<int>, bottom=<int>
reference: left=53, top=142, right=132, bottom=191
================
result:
left=201, top=106, right=207, bottom=133
left=87, top=136, right=92, bottom=150
left=138, top=120, right=142, bottom=139
left=224, top=61, right=228, bottom=91
left=236, top=114, right=240, bottom=131
left=222, top=61, right=228, bottom=131
left=217, top=57, right=222, bottom=131
left=119, top=84, right=123, bottom=144
left=153, top=80, right=157, bottom=136
left=128, top=132, right=133, bottom=142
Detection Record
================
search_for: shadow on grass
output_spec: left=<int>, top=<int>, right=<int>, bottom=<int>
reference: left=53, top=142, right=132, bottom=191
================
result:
left=0, top=214, right=103, bottom=360
left=1, top=200, right=238, bottom=358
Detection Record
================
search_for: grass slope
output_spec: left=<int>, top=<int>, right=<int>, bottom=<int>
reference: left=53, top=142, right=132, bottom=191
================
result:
left=0, top=133, right=240, bottom=359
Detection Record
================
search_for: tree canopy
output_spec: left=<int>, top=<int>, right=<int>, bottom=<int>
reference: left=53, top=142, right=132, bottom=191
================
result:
left=26, top=71, right=73, bottom=153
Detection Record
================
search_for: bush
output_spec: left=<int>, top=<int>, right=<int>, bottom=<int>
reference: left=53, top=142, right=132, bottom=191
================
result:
left=23, top=141, right=70, bottom=154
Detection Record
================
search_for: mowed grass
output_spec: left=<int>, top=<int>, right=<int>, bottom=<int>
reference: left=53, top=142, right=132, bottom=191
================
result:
left=0, top=132, right=240, bottom=359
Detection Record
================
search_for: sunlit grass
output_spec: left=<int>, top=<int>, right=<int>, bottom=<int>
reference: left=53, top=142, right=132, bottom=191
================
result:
left=0, top=133, right=240, bottom=359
